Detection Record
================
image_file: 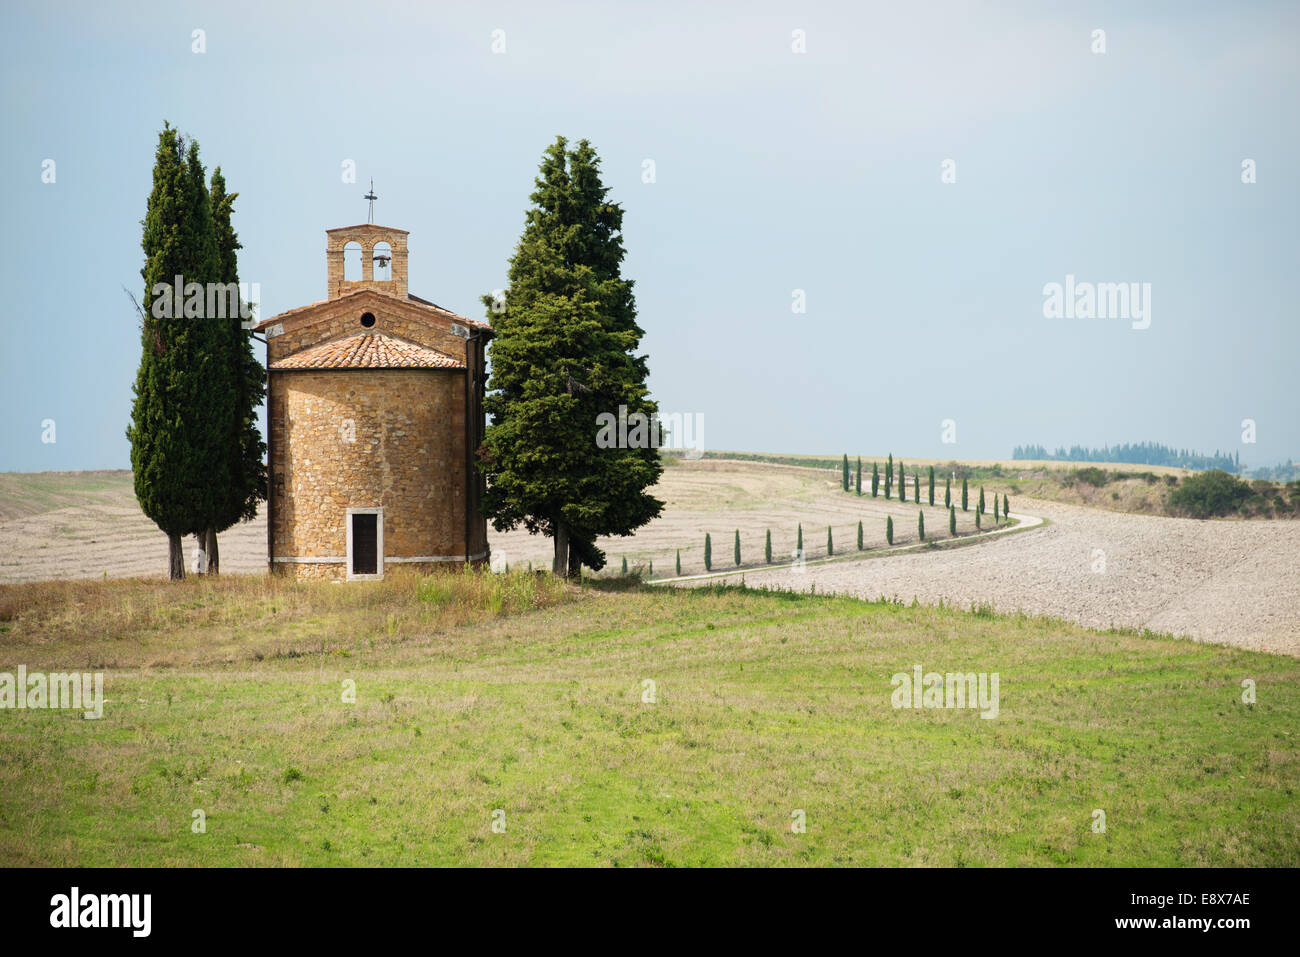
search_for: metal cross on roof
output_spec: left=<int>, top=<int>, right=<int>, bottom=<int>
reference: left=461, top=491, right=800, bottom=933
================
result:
left=364, top=179, right=378, bottom=223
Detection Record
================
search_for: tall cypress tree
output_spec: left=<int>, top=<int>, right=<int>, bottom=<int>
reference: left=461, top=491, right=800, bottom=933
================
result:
left=872, top=462, right=879, bottom=497
left=479, top=137, right=662, bottom=575
left=127, top=124, right=224, bottom=580
left=855, top=456, right=862, bottom=495
left=797, top=523, right=803, bottom=553
left=945, top=475, right=951, bottom=508
left=841, top=454, right=850, bottom=491
left=961, top=477, right=969, bottom=511
left=734, top=529, right=741, bottom=566
left=764, top=529, right=772, bottom=563
left=928, top=466, right=935, bottom=506
left=949, top=505, right=956, bottom=536
left=181, top=139, right=231, bottom=543
left=857, top=519, right=863, bottom=550
left=202, top=167, right=266, bottom=573
left=704, top=532, right=712, bottom=571
left=979, top=487, right=986, bottom=515
left=885, top=454, right=893, bottom=499
left=826, top=525, right=833, bottom=556
left=918, top=510, right=925, bottom=542
left=914, top=473, right=919, bottom=503
left=886, top=515, right=894, bottom=546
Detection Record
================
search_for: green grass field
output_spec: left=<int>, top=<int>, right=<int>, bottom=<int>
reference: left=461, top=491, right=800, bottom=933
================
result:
left=1, top=570, right=1296, bottom=866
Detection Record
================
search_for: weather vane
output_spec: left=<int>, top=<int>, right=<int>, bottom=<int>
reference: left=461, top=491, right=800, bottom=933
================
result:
left=364, top=179, right=378, bottom=223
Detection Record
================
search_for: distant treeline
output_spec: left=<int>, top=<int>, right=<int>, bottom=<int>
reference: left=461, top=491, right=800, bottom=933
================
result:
left=1012, top=442, right=1238, bottom=471
left=1248, top=461, right=1300, bottom=482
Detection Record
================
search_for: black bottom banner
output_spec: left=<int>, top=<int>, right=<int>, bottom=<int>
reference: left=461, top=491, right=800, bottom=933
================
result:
left=0, top=866, right=1278, bottom=943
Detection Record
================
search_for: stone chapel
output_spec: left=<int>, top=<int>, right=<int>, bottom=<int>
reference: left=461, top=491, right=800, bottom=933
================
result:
left=253, top=216, right=491, bottom=580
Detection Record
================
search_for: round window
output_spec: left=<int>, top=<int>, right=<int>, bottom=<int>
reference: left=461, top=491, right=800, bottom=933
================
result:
left=360, top=312, right=376, bottom=328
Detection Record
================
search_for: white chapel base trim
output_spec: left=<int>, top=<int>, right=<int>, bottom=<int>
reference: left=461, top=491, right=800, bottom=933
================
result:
left=388, top=551, right=489, bottom=563
left=272, top=551, right=488, bottom=564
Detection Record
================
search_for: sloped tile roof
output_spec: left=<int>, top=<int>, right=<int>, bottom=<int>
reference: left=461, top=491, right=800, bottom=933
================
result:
left=405, top=293, right=492, bottom=329
left=270, top=332, right=465, bottom=370
left=253, top=287, right=491, bottom=332
left=325, top=223, right=410, bottom=234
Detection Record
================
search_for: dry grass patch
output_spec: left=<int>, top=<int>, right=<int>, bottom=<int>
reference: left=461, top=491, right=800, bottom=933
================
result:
left=0, top=567, right=574, bottom=670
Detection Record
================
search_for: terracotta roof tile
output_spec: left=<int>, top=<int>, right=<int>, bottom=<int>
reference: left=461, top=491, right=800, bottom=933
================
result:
left=270, top=332, right=465, bottom=370
left=325, top=223, right=410, bottom=234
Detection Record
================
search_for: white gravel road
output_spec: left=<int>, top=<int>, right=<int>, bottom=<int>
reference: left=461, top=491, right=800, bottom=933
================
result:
left=692, top=498, right=1300, bottom=657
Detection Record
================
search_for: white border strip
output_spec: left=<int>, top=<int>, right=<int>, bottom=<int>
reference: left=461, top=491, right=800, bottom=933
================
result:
left=389, top=552, right=489, bottom=563
left=273, top=551, right=489, bottom=564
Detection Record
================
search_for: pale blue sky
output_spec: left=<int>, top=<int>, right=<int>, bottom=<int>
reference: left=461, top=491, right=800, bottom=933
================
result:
left=2, top=0, right=1296, bottom=472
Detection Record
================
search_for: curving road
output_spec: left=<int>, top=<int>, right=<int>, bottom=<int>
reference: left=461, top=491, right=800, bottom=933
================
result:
left=687, top=498, right=1300, bottom=657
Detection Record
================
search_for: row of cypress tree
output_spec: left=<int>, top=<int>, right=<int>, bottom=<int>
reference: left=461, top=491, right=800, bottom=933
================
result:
left=847, top=455, right=941, bottom=506
left=127, top=124, right=265, bottom=579
left=842, top=458, right=1013, bottom=524
left=638, top=490, right=1015, bottom=577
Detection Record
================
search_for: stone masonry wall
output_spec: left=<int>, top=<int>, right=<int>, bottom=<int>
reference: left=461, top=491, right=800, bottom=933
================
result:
left=267, top=294, right=471, bottom=368
left=269, top=368, right=467, bottom=580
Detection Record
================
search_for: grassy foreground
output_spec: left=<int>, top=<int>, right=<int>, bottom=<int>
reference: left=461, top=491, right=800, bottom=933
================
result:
left=1, top=570, right=1297, bottom=866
